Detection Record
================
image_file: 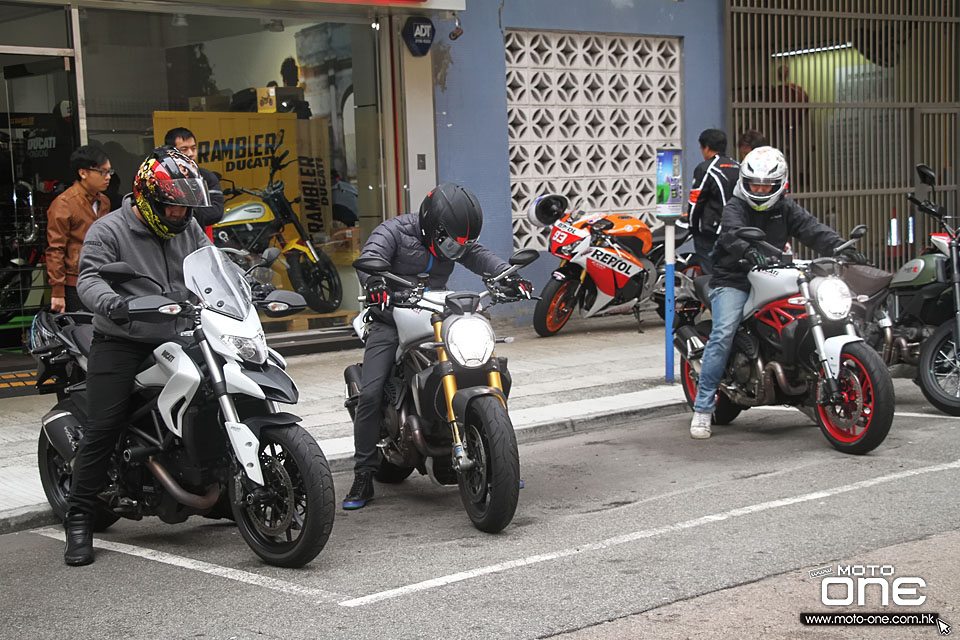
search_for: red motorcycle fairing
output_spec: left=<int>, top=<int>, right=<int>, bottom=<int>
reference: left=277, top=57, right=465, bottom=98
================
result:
left=585, top=246, right=643, bottom=296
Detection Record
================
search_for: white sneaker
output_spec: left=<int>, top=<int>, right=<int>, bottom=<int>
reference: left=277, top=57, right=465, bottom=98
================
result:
left=690, top=412, right=712, bottom=439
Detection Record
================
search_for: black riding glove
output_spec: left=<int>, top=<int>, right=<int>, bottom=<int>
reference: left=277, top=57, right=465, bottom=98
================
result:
left=744, top=248, right=770, bottom=270
left=107, top=299, right=130, bottom=325
left=364, top=276, right=390, bottom=311
left=838, top=246, right=869, bottom=265
left=500, top=274, right=533, bottom=299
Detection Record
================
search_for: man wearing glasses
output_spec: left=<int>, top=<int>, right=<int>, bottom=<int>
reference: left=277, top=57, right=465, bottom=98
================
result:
left=46, top=145, right=113, bottom=312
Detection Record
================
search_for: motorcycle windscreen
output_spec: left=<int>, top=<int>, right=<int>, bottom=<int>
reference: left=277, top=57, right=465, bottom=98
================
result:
left=183, top=245, right=253, bottom=320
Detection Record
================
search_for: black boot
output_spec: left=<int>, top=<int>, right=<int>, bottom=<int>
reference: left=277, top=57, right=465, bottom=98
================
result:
left=63, top=512, right=94, bottom=566
left=341, top=471, right=374, bottom=510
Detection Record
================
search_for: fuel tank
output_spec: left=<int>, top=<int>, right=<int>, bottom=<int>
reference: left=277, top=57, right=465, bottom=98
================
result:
left=890, top=254, right=944, bottom=288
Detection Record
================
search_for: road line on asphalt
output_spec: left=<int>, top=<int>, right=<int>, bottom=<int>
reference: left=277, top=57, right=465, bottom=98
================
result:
left=751, top=405, right=960, bottom=420
left=338, top=458, right=960, bottom=608
left=33, top=528, right=341, bottom=603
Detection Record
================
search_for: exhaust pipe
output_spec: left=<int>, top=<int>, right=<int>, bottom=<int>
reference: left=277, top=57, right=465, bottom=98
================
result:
left=343, top=364, right=362, bottom=413
left=673, top=324, right=705, bottom=360
left=41, top=409, right=82, bottom=463
left=146, top=458, right=220, bottom=510
left=406, top=414, right=449, bottom=457
left=765, top=361, right=808, bottom=396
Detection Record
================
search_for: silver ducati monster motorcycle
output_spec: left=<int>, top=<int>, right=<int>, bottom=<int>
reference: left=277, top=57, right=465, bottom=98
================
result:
left=31, top=246, right=335, bottom=567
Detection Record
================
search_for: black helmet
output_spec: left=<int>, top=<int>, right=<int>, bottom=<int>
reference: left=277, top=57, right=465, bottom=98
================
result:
left=134, top=146, right=210, bottom=239
left=418, top=183, right=483, bottom=261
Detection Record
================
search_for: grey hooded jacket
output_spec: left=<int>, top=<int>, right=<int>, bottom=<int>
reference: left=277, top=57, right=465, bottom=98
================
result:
left=77, top=194, right=212, bottom=342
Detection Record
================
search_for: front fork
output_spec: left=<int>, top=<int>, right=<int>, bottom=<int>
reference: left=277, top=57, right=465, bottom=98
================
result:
left=800, top=276, right=847, bottom=405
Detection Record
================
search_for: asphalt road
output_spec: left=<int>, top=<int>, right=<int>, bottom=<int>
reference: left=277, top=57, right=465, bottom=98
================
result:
left=1, top=379, right=958, bottom=640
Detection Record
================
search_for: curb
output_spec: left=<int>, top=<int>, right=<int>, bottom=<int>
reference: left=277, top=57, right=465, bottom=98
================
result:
left=0, top=399, right=690, bottom=535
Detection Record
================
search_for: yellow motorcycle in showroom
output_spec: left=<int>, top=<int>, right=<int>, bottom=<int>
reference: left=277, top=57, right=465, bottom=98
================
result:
left=215, top=138, right=342, bottom=314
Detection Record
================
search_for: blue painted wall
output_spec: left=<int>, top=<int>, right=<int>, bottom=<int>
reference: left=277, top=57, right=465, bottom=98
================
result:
left=430, top=0, right=725, bottom=322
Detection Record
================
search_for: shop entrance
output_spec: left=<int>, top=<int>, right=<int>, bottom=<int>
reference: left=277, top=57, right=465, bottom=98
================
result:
left=0, top=52, right=79, bottom=365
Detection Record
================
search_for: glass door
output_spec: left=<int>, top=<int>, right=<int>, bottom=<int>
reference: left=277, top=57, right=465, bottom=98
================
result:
left=0, top=53, right=78, bottom=353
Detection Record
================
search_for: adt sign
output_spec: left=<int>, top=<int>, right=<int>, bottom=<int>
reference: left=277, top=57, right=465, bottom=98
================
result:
left=402, top=17, right=435, bottom=57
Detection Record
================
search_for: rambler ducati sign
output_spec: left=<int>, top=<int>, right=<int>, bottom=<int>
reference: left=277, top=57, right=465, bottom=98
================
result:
left=402, top=17, right=435, bottom=56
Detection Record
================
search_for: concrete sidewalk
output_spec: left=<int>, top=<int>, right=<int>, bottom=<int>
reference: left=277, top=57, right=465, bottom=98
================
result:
left=0, top=313, right=688, bottom=535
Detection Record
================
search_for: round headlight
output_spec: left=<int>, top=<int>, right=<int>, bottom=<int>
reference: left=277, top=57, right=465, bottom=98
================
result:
left=814, top=276, right=852, bottom=321
left=442, top=315, right=496, bottom=368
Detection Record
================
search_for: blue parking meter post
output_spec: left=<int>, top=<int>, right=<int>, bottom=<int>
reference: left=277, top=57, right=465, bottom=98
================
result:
left=656, top=148, right=683, bottom=383
left=656, top=212, right=682, bottom=382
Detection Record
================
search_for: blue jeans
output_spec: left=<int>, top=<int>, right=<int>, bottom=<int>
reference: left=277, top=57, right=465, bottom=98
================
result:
left=693, top=286, right=750, bottom=414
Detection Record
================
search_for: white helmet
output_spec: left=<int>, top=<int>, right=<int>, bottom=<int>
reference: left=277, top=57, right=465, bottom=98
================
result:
left=734, top=146, right=788, bottom=211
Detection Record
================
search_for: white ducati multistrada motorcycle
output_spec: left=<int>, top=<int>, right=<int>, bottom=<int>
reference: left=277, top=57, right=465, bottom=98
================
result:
left=31, top=246, right=335, bottom=567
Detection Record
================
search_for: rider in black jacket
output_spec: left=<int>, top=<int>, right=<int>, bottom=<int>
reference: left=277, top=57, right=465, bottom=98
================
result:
left=688, top=129, right=740, bottom=274
left=344, top=183, right=530, bottom=509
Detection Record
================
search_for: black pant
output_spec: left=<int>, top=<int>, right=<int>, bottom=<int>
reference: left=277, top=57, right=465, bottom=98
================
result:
left=67, top=334, right=157, bottom=516
left=352, top=320, right=399, bottom=474
left=64, top=286, right=88, bottom=313
left=693, top=232, right=717, bottom=275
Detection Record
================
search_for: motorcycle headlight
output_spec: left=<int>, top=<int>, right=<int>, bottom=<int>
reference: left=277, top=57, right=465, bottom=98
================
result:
left=221, top=331, right=267, bottom=364
left=813, top=276, right=853, bottom=321
left=441, top=315, right=496, bottom=369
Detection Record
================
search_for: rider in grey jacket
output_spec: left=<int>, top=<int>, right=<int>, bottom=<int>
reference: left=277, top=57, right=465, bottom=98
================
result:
left=343, top=183, right=529, bottom=510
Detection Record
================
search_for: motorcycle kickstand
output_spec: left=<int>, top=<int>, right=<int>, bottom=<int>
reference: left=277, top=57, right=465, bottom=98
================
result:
left=632, top=306, right=645, bottom=333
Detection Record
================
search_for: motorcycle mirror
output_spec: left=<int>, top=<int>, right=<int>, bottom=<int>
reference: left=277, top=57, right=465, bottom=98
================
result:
left=509, top=249, right=539, bottom=267
left=353, top=256, right=391, bottom=274
left=98, top=262, right=140, bottom=284
left=849, top=224, right=868, bottom=240
left=916, top=163, right=937, bottom=187
left=735, top=227, right=767, bottom=242
left=259, top=289, right=307, bottom=318
left=260, top=247, right=282, bottom=266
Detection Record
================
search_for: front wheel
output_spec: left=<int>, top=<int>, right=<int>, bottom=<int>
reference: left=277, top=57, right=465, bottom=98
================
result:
left=457, top=396, right=520, bottom=533
left=37, top=430, right=118, bottom=531
left=533, top=276, right=578, bottom=337
left=230, top=425, right=335, bottom=567
left=288, top=252, right=343, bottom=314
left=916, top=321, right=960, bottom=416
left=816, top=342, right=893, bottom=454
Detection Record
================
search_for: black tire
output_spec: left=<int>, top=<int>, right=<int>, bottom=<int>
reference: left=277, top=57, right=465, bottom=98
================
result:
left=917, top=321, right=960, bottom=416
left=37, top=431, right=119, bottom=531
left=230, top=425, right=335, bottom=568
left=533, top=277, right=577, bottom=337
left=457, top=396, right=520, bottom=533
left=680, top=354, right=744, bottom=426
left=816, top=342, right=893, bottom=454
left=374, top=457, right=415, bottom=484
left=287, top=251, right=342, bottom=314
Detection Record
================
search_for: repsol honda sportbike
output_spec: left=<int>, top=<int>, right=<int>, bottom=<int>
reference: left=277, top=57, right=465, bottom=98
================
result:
left=31, top=246, right=335, bottom=567
left=216, top=129, right=342, bottom=313
left=526, top=194, right=699, bottom=337
left=344, top=249, right=538, bottom=533
left=842, top=163, right=960, bottom=415
left=675, top=227, right=893, bottom=454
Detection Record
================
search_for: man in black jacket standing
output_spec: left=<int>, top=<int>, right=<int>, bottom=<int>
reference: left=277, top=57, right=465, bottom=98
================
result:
left=688, top=146, right=863, bottom=439
left=688, top=129, right=740, bottom=274
left=164, top=127, right=225, bottom=231
left=343, top=183, right=530, bottom=509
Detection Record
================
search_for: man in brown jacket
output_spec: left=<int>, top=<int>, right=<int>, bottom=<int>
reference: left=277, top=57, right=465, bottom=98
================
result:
left=45, top=145, right=112, bottom=312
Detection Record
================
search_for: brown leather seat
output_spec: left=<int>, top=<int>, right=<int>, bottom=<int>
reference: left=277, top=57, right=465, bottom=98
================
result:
left=842, top=264, right=893, bottom=297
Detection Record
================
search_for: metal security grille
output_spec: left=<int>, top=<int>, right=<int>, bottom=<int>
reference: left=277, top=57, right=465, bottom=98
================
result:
left=727, top=0, right=959, bottom=270
left=504, top=30, right=682, bottom=251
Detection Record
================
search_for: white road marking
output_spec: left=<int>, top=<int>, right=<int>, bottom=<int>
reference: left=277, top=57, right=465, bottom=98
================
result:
left=338, top=458, right=960, bottom=608
left=33, top=528, right=340, bottom=603
left=750, top=405, right=960, bottom=420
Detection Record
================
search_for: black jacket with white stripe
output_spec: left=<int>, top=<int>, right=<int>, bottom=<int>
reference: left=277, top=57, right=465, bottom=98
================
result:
left=688, top=154, right=740, bottom=237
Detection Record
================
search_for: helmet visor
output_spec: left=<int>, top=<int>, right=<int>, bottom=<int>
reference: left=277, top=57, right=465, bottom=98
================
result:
left=155, top=176, right=211, bottom=207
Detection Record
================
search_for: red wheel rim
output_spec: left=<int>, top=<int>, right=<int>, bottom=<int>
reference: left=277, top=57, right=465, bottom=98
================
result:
left=681, top=357, right=698, bottom=402
left=545, top=281, right=575, bottom=332
left=817, top=354, right=874, bottom=443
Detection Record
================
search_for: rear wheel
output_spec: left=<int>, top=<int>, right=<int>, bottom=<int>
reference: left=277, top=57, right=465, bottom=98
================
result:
left=533, top=277, right=577, bottom=337
left=917, top=321, right=960, bottom=416
left=680, top=355, right=744, bottom=425
left=457, top=396, right=519, bottom=533
left=816, top=342, right=893, bottom=454
left=230, top=425, right=335, bottom=567
left=288, top=251, right=342, bottom=314
left=37, top=430, right=118, bottom=531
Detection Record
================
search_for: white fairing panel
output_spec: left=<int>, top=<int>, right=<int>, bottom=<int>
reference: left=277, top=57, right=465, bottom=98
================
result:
left=135, top=342, right=201, bottom=436
left=220, top=202, right=266, bottom=224
left=223, top=361, right=266, bottom=399
left=352, top=309, right=371, bottom=342
left=394, top=291, right=448, bottom=356
left=202, top=307, right=265, bottom=363
left=743, top=268, right=801, bottom=318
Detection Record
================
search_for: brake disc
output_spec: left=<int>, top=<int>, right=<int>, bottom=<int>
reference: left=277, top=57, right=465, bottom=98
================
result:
left=818, top=368, right=864, bottom=430
left=247, top=456, right=295, bottom=537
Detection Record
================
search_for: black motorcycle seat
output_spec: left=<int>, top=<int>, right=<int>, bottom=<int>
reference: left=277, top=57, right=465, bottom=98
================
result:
left=842, top=264, right=893, bottom=297
left=61, top=324, right=94, bottom=359
left=694, top=275, right=714, bottom=310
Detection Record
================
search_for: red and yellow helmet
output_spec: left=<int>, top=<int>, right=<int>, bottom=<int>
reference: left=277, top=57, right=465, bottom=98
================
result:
left=133, top=146, right=210, bottom=239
